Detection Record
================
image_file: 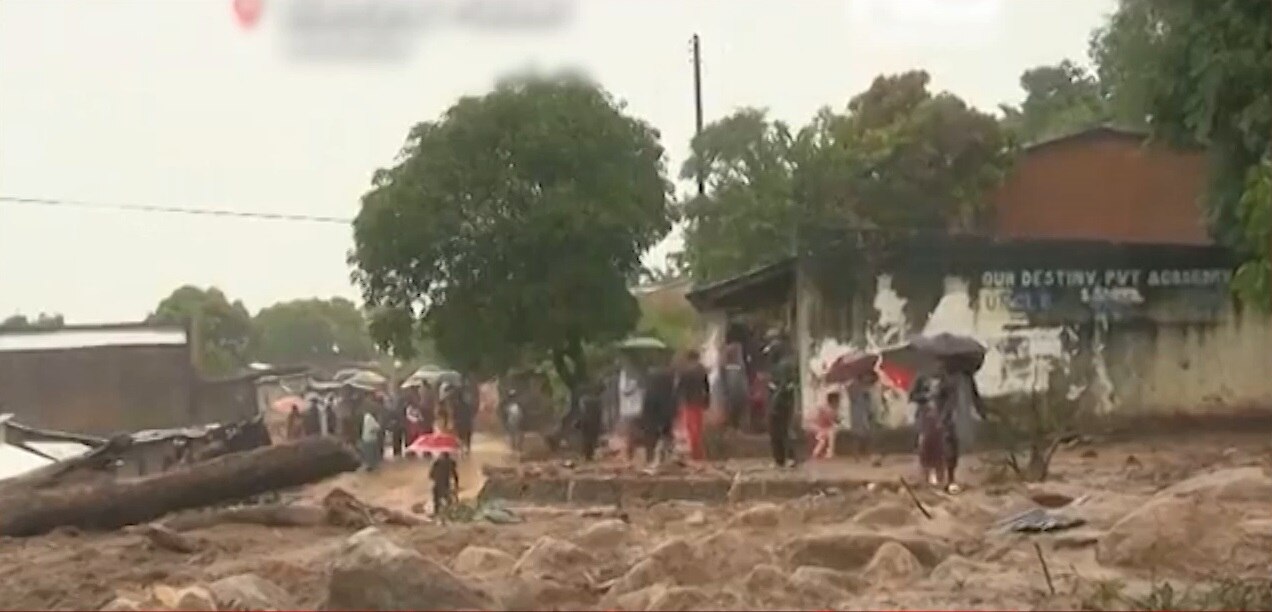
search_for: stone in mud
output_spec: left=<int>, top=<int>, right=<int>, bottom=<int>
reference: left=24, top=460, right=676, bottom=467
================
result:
left=484, top=575, right=588, bottom=611
left=573, top=519, right=629, bottom=548
left=1096, top=494, right=1238, bottom=573
left=100, top=598, right=142, bottom=612
left=685, top=510, right=707, bottom=526
left=1158, top=467, right=1272, bottom=503
left=646, top=586, right=712, bottom=611
left=851, top=502, right=918, bottom=528
left=790, top=565, right=864, bottom=595
left=323, top=527, right=491, bottom=611
left=512, top=536, right=595, bottom=579
left=452, top=546, right=517, bottom=576
left=606, top=583, right=670, bottom=611
left=862, top=541, right=925, bottom=584
left=741, top=564, right=790, bottom=594
left=206, top=573, right=295, bottom=610
left=729, top=502, right=782, bottom=528
left=692, top=529, right=774, bottom=576
left=782, top=528, right=950, bottom=571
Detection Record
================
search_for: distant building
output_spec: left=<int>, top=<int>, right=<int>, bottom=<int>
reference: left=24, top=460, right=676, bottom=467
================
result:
left=687, top=127, right=1271, bottom=428
left=0, top=323, right=198, bottom=435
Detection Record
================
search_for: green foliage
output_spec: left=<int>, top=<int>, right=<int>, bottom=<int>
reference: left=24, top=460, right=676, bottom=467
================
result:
left=252, top=297, right=377, bottom=365
left=1232, top=159, right=1272, bottom=309
left=1078, top=576, right=1272, bottom=611
left=680, top=108, right=798, bottom=282
left=680, top=72, right=1013, bottom=282
left=999, top=60, right=1111, bottom=142
left=350, top=72, right=673, bottom=390
left=149, top=286, right=254, bottom=376
left=0, top=313, right=65, bottom=331
left=1091, top=0, right=1272, bottom=298
left=634, top=289, right=700, bottom=352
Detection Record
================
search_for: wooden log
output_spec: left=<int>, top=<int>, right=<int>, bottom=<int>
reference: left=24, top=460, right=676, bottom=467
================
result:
left=0, top=437, right=359, bottom=537
left=161, top=503, right=329, bottom=532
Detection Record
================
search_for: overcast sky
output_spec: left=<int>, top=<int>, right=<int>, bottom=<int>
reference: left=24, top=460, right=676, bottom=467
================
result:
left=0, top=0, right=1115, bottom=324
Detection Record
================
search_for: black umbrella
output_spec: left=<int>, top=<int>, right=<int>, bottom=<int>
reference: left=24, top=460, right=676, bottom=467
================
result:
left=882, top=332, right=987, bottom=376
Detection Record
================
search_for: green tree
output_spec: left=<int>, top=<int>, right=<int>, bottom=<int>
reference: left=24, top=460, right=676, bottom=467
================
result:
left=149, top=286, right=254, bottom=376
left=680, top=108, right=798, bottom=282
left=350, top=72, right=673, bottom=397
left=252, top=298, right=378, bottom=365
left=1091, top=0, right=1272, bottom=305
left=999, top=60, right=1111, bottom=142
left=794, top=71, right=1014, bottom=236
left=0, top=313, right=65, bottom=331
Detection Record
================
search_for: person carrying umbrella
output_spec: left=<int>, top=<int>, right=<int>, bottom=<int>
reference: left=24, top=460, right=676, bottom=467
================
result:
left=896, top=333, right=988, bottom=494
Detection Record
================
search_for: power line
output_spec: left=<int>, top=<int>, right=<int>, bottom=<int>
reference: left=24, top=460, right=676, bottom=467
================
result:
left=0, top=195, right=353, bottom=224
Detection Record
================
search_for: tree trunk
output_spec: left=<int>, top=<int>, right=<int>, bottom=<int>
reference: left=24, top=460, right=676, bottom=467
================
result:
left=0, top=437, right=359, bottom=537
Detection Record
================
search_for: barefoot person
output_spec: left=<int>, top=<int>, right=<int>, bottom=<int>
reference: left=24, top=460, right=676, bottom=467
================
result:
left=811, top=392, right=841, bottom=460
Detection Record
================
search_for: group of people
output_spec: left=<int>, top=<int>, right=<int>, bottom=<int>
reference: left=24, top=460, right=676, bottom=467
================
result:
left=283, top=377, right=477, bottom=471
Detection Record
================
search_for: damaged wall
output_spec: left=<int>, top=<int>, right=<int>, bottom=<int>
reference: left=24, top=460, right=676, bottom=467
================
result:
left=797, top=239, right=1272, bottom=427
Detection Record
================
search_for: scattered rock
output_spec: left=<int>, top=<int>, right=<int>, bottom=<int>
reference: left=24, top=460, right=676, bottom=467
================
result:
left=452, top=546, right=518, bottom=576
left=782, top=528, right=950, bottom=571
left=692, top=529, right=773, bottom=576
left=484, top=575, right=587, bottom=611
left=851, top=502, right=917, bottom=528
left=789, top=565, right=859, bottom=602
left=1096, top=494, right=1238, bottom=573
left=730, top=503, right=781, bottom=528
left=790, top=565, right=864, bottom=594
left=1158, top=467, right=1272, bottom=503
left=100, top=597, right=142, bottom=611
left=323, top=527, right=492, bottom=611
left=513, top=536, right=595, bottom=579
left=206, top=573, right=295, bottom=611
left=647, top=586, right=711, bottom=611
left=152, top=585, right=215, bottom=611
left=574, top=519, right=629, bottom=548
left=741, top=564, right=790, bottom=594
left=684, top=510, right=707, bottom=526
left=862, top=541, right=925, bottom=584
left=606, top=583, right=670, bottom=611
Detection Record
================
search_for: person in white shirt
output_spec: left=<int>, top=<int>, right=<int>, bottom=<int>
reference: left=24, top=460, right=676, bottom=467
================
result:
left=360, top=409, right=383, bottom=471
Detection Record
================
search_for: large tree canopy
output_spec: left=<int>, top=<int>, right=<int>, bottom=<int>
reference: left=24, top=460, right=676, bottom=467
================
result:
left=149, top=286, right=254, bottom=376
left=252, top=298, right=377, bottom=365
left=1091, top=0, right=1272, bottom=305
left=350, top=73, right=673, bottom=390
left=999, top=60, right=1111, bottom=143
left=681, top=71, right=1012, bottom=282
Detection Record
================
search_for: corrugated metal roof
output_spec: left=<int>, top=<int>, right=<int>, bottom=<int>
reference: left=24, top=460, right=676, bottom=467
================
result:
left=0, top=444, right=54, bottom=480
left=0, top=327, right=186, bottom=352
left=26, top=440, right=94, bottom=462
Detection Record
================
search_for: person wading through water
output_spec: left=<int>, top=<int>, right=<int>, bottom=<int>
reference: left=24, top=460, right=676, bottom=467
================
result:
left=675, top=349, right=711, bottom=462
left=429, top=451, right=460, bottom=516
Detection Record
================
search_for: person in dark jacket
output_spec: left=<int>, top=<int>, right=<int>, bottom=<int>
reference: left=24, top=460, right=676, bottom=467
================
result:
left=675, top=350, right=711, bottom=462
left=639, top=363, right=677, bottom=466
left=454, top=383, right=476, bottom=454
left=767, top=339, right=799, bottom=468
left=429, top=451, right=460, bottom=516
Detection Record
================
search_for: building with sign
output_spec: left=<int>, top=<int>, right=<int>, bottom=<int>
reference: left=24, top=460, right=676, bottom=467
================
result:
left=686, top=127, right=1272, bottom=429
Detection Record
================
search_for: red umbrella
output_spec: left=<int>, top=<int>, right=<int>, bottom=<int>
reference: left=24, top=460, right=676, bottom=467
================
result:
left=823, top=352, right=880, bottom=384
left=407, top=432, right=460, bottom=457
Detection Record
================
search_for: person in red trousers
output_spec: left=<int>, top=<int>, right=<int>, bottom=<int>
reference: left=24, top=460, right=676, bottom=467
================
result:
left=675, top=349, right=711, bottom=462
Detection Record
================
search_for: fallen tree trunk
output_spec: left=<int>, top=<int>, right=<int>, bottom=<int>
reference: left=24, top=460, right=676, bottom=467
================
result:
left=161, top=503, right=329, bottom=532
left=0, top=437, right=360, bottom=537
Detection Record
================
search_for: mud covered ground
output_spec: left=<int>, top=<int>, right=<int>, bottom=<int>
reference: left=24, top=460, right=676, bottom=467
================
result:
left=3, top=432, right=1272, bottom=611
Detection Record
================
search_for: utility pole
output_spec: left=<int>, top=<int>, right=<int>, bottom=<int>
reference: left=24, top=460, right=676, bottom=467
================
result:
left=691, top=33, right=705, bottom=197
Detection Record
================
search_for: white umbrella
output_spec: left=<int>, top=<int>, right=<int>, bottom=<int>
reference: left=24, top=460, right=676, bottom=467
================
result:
left=616, top=336, right=668, bottom=351
left=345, top=370, right=386, bottom=390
